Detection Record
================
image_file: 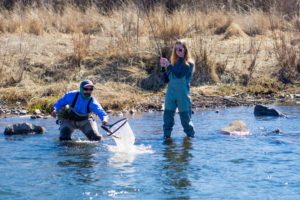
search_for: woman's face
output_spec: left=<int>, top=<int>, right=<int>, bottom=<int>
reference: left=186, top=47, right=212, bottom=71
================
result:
left=175, top=44, right=185, bottom=58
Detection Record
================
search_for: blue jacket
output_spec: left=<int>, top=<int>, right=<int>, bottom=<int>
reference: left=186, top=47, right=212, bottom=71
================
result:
left=53, top=90, right=108, bottom=121
left=163, top=57, right=194, bottom=84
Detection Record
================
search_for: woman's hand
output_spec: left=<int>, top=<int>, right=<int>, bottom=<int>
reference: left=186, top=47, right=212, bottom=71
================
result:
left=160, top=57, right=169, bottom=68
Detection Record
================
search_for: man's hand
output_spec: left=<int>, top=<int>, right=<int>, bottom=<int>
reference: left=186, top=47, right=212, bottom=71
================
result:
left=102, top=120, right=108, bottom=126
left=51, top=110, right=57, bottom=118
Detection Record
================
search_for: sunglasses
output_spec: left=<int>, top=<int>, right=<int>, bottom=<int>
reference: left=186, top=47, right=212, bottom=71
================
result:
left=175, top=48, right=184, bottom=52
left=83, top=87, right=93, bottom=91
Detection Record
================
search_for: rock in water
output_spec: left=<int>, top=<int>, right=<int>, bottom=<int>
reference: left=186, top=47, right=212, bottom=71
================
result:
left=254, top=105, right=283, bottom=117
left=19, top=110, right=28, bottom=115
left=221, top=120, right=250, bottom=136
left=34, top=109, right=42, bottom=115
left=4, top=123, right=46, bottom=135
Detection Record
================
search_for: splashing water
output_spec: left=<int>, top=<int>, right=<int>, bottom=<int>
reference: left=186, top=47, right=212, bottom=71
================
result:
left=107, top=119, right=153, bottom=154
left=108, top=119, right=135, bottom=152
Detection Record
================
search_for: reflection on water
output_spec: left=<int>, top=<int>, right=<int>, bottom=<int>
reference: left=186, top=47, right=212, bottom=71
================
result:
left=56, top=141, right=99, bottom=184
left=108, top=151, right=136, bottom=169
left=161, top=138, right=193, bottom=199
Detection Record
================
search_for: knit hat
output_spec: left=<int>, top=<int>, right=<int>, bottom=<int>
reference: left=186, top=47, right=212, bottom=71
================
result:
left=79, top=80, right=94, bottom=99
left=80, top=80, right=94, bottom=88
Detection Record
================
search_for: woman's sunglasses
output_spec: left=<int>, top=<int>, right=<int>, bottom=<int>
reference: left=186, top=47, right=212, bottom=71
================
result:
left=83, top=87, right=94, bottom=91
left=175, top=48, right=184, bottom=52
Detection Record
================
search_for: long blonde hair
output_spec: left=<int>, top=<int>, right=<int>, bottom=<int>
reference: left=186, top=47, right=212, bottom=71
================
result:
left=170, top=40, right=194, bottom=66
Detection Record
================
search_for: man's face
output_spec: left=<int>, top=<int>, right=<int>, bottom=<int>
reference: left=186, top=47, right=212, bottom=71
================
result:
left=83, top=86, right=93, bottom=97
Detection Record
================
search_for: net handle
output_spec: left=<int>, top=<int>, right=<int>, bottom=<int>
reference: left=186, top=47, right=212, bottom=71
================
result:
left=101, top=118, right=128, bottom=136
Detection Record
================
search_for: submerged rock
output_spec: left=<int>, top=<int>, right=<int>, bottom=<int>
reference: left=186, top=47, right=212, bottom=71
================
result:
left=254, top=105, right=284, bottom=117
left=4, top=123, right=46, bottom=135
left=30, top=115, right=42, bottom=119
left=273, top=128, right=283, bottom=134
left=221, top=120, right=250, bottom=136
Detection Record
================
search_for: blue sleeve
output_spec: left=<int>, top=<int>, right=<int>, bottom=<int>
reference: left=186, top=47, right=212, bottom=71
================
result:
left=162, top=64, right=172, bottom=83
left=90, top=98, right=109, bottom=121
left=53, top=91, right=75, bottom=112
left=186, top=63, right=194, bottom=83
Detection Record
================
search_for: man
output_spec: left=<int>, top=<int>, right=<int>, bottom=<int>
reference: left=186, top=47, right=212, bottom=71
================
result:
left=51, top=80, right=108, bottom=141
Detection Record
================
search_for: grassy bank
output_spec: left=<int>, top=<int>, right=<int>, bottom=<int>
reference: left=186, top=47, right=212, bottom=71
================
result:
left=0, top=3, right=300, bottom=114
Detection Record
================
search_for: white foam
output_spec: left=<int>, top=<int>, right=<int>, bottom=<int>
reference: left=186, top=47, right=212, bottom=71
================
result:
left=107, top=144, right=154, bottom=169
left=107, top=144, right=154, bottom=154
left=71, top=139, right=98, bottom=144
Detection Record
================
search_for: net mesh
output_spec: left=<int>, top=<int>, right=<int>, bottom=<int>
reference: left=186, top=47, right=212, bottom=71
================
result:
left=109, top=119, right=135, bottom=151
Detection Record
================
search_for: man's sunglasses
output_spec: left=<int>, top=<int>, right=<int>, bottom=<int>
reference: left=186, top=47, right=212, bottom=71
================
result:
left=83, top=87, right=94, bottom=91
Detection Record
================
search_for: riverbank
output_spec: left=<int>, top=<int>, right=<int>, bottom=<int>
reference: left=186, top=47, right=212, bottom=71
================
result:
left=0, top=3, right=300, bottom=117
left=0, top=86, right=299, bottom=118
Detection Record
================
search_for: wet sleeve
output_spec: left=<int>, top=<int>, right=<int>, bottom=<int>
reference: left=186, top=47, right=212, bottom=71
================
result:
left=90, top=99, right=109, bottom=122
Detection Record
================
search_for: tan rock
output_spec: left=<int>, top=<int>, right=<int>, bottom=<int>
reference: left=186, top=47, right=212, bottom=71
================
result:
left=221, top=120, right=250, bottom=136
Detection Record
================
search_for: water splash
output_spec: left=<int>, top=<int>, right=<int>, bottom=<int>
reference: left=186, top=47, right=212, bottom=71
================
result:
left=107, top=143, right=154, bottom=154
left=107, top=119, right=153, bottom=154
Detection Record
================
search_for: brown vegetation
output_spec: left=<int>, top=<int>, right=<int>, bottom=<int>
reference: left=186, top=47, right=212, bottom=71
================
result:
left=0, top=1, right=300, bottom=112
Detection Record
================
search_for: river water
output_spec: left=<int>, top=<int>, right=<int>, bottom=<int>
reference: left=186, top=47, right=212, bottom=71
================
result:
left=0, top=105, right=300, bottom=199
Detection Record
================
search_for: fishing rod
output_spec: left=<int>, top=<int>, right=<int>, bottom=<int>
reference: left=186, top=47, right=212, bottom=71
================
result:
left=140, top=0, right=162, bottom=56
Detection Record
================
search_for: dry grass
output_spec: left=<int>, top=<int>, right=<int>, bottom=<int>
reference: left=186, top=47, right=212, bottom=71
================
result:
left=0, top=4, right=298, bottom=37
left=148, top=6, right=195, bottom=41
left=0, top=16, right=7, bottom=32
left=0, top=3, right=299, bottom=111
left=234, top=11, right=271, bottom=36
left=0, top=55, right=26, bottom=87
left=190, top=37, right=226, bottom=85
left=72, top=33, right=91, bottom=66
left=273, top=33, right=300, bottom=83
left=28, top=19, right=43, bottom=35
left=223, top=23, right=248, bottom=39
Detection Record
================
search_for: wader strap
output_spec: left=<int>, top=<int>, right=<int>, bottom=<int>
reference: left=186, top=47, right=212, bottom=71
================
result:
left=87, top=97, right=93, bottom=113
left=71, top=92, right=80, bottom=108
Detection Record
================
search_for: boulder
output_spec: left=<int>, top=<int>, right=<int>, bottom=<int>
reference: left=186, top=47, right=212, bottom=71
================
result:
left=129, top=109, right=136, bottom=115
left=19, top=109, right=28, bottom=115
left=33, top=109, right=42, bottom=115
left=4, top=122, right=46, bottom=135
left=254, top=105, right=284, bottom=117
left=221, top=120, right=250, bottom=136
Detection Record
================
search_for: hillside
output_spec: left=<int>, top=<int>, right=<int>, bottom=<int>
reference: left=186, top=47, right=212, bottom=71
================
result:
left=0, top=2, right=300, bottom=114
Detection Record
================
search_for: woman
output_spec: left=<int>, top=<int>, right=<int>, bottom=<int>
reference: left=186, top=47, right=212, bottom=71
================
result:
left=160, top=40, right=195, bottom=139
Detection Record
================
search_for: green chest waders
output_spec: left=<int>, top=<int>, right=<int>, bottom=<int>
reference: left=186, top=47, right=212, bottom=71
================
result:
left=163, top=72, right=195, bottom=138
